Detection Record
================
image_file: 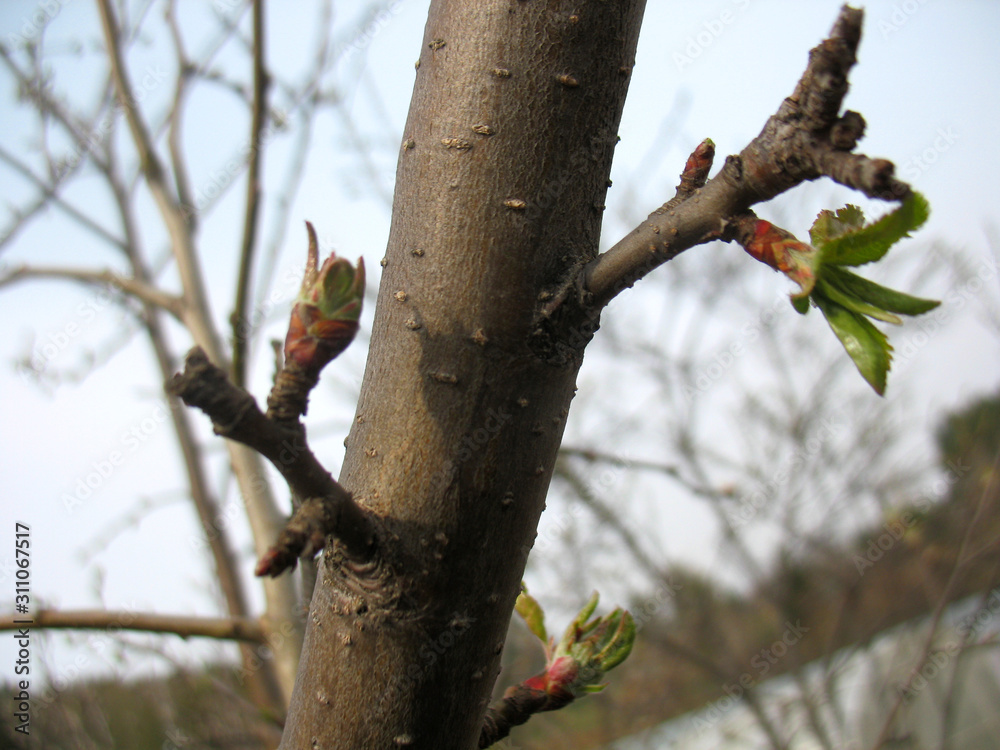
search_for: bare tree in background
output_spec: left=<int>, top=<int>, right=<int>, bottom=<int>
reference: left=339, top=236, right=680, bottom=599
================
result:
left=0, top=0, right=400, bottom=729
left=3, top=2, right=991, bottom=749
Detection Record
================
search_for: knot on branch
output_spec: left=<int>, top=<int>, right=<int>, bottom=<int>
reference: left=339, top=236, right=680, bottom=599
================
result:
left=255, top=497, right=333, bottom=578
left=741, top=5, right=909, bottom=201
left=830, top=110, right=865, bottom=150
left=168, top=347, right=257, bottom=435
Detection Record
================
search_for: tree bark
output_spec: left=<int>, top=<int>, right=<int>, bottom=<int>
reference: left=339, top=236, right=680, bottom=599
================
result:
left=279, top=1, right=646, bottom=747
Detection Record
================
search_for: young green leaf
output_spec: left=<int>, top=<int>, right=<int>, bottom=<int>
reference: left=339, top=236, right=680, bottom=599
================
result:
left=817, top=276, right=903, bottom=325
left=817, top=192, right=930, bottom=267
left=792, top=294, right=811, bottom=315
left=809, top=203, right=866, bottom=246
left=515, top=583, right=548, bottom=643
left=823, top=266, right=941, bottom=316
left=741, top=192, right=936, bottom=395
left=814, top=295, right=893, bottom=395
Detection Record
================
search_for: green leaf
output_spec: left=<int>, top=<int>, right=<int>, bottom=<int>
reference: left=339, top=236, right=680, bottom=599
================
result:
left=815, top=295, right=893, bottom=395
left=809, top=203, right=866, bottom=246
left=818, top=192, right=930, bottom=266
left=515, top=584, right=547, bottom=643
left=571, top=592, right=601, bottom=633
left=792, top=294, right=811, bottom=315
left=823, top=266, right=940, bottom=316
left=594, top=611, right=636, bottom=671
left=817, top=277, right=903, bottom=325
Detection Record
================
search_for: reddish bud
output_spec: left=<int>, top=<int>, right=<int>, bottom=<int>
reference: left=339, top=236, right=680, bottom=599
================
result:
left=283, top=222, right=365, bottom=377
left=680, top=138, right=715, bottom=190
left=744, top=219, right=818, bottom=298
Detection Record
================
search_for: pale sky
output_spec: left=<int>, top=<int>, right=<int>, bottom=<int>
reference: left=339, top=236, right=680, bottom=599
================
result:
left=1, top=0, right=998, bottom=689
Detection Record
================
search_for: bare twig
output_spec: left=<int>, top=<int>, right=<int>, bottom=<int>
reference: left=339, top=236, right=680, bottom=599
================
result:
left=252, top=0, right=332, bottom=337
left=584, top=6, right=906, bottom=309
left=96, top=0, right=223, bottom=363
left=559, top=444, right=718, bottom=501
left=0, top=609, right=265, bottom=643
left=648, top=631, right=791, bottom=750
left=231, top=0, right=270, bottom=388
left=0, top=45, right=113, bottom=174
left=478, top=684, right=557, bottom=748
left=95, top=0, right=302, bottom=704
left=164, top=0, right=197, bottom=230
left=554, top=459, right=666, bottom=585
left=0, top=145, right=126, bottom=252
left=0, top=265, right=184, bottom=319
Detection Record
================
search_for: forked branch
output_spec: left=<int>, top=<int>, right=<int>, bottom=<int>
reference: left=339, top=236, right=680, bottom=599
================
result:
left=169, top=220, right=369, bottom=577
left=167, top=347, right=377, bottom=575
left=584, top=5, right=907, bottom=309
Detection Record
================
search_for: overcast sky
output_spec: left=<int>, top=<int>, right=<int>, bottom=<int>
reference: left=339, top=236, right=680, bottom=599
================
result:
left=1, top=0, right=998, bottom=690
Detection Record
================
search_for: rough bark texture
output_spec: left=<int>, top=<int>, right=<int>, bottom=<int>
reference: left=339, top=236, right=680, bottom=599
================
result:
left=278, top=1, right=646, bottom=747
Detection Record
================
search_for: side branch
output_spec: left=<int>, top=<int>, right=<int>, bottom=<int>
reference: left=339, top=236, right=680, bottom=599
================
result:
left=585, top=5, right=909, bottom=309
left=480, top=590, right=635, bottom=747
left=479, top=684, right=559, bottom=748
left=0, top=265, right=184, bottom=319
left=166, top=347, right=377, bottom=574
left=0, top=609, right=264, bottom=643
left=97, top=0, right=224, bottom=363
left=231, top=0, right=271, bottom=389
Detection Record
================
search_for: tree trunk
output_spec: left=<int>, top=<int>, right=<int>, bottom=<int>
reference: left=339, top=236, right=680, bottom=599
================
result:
left=279, top=1, right=646, bottom=746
